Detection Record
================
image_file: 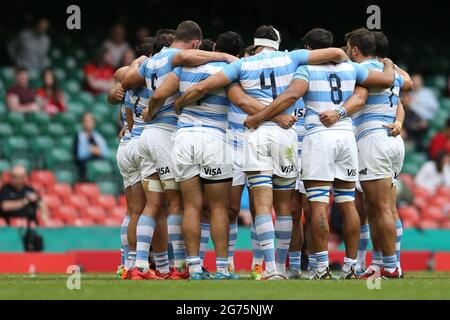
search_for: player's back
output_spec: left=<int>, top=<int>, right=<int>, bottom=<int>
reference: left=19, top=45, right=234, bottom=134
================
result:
left=124, top=87, right=151, bottom=138
left=119, top=103, right=131, bottom=143
left=139, top=47, right=181, bottom=131
left=352, top=59, right=403, bottom=141
left=176, top=61, right=230, bottom=133
left=297, top=61, right=358, bottom=135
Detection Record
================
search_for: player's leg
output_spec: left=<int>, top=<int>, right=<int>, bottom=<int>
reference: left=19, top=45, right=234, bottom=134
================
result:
left=132, top=174, right=165, bottom=280
left=333, top=179, right=360, bottom=279
left=127, top=181, right=145, bottom=275
left=355, top=188, right=370, bottom=274
left=249, top=191, right=264, bottom=279
left=228, top=184, right=244, bottom=277
left=199, top=192, right=210, bottom=267
left=180, top=176, right=204, bottom=279
left=392, top=186, right=403, bottom=275
left=118, top=186, right=132, bottom=278
left=152, top=212, right=170, bottom=278
left=287, top=190, right=303, bottom=279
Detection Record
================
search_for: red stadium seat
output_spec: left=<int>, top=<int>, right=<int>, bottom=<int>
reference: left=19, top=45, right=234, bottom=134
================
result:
left=43, top=218, right=65, bottom=228
left=56, top=205, right=79, bottom=224
left=413, top=195, right=428, bottom=210
left=73, top=217, right=96, bottom=227
left=1, top=171, right=11, bottom=183
left=440, top=219, right=450, bottom=229
left=399, top=174, right=414, bottom=189
left=41, top=194, right=62, bottom=213
left=118, top=194, right=127, bottom=207
left=430, top=195, right=450, bottom=208
left=401, top=218, right=416, bottom=229
left=398, top=206, right=420, bottom=226
left=422, top=206, right=445, bottom=221
left=104, top=217, right=122, bottom=226
left=418, top=219, right=440, bottom=229
left=412, top=186, right=431, bottom=199
left=10, top=218, right=28, bottom=227
left=0, top=219, right=7, bottom=227
left=436, top=186, right=450, bottom=198
left=31, top=170, right=56, bottom=191
left=84, top=206, right=106, bottom=224
left=52, top=183, right=73, bottom=202
left=112, top=206, right=127, bottom=218
left=74, top=183, right=100, bottom=202
left=67, top=194, right=90, bottom=213
left=94, top=194, right=117, bottom=212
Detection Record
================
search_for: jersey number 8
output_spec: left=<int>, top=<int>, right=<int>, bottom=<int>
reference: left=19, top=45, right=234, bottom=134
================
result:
left=328, top=74, right=343, bottom=105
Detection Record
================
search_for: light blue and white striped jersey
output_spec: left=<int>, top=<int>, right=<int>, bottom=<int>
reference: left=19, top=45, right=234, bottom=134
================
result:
left=293, top=61, right=368, bottom=135
left=123, top=88, right=151, bottom=139
left=352, top=59, right=404, bottom=141
left=119, top=104, right=131, bottom=144
left=293, top=98, right=305, bottom=156
left=222, top=49, right=310, bottom=126
left=228, top=101, right=246, bottom=132
left=138, top=47, right=181, bottom=132
left=173, top=61, right=230, bottom=133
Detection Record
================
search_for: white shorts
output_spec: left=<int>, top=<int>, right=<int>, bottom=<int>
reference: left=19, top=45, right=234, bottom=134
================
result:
left=301, top=130, right=358, bottom=182
left=116, top=140, right=141, bottom=188
left=173, top=129, right=233, bottom=182
left=137, top=127, right=175, bottom=181
left=295, top=155, right=306, bottom=194
left=357, top=133, right=405, bottom=185
left=229, top=130, right=246, bottom=187
left=243, top=125, right=298, bottom=178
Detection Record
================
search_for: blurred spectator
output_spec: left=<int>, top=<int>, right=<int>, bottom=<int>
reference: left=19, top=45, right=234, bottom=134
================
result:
left=8, top=18, right=50, bottom=71
left=102, top=24, right=130, bottom=68
left=415, top=151, right=450, bottom=194
left=120, top=48, right=136, bottom=67
left=83, top=48, right=115, bottom=95
left=199, top=39, right=215, bottom=51
left=429, top=118, right=450, bottom=160
left=74, top=112, right=109, bottom=181
left=6, top=67, right=41, bottom=113
left=133, top=26, right=151, bottom=49
left=0, top=165, right=48, bottom=226
left=36, top=69, right=66, bottom=115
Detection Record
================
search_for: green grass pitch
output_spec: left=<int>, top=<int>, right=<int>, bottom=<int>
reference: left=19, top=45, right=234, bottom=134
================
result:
left=1, top=272, right=450, bottom=300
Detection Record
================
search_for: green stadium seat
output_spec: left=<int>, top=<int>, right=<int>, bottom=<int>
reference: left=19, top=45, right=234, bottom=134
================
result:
left=0, top=159, right=11, bottom=173
left=6, top=112, right=25, bottom=127
left=57, top=135, right=74, bottom=151
left=45, top=147, right=74, bottom=170
left=0, top=123, right=14, bottom=139
left=54, top=112, right=77, bottom=133
left=402, top=162, right=421, bottom=175
left=78, top=92, right=95, bottom=106
left=0, top=67, right=15, bottom=83
left=27, top=112, right=51, bottom=127
left=440, top=98, right=450, bottom=110
left=61, top=80, right=81, bottom=96
left=98, top=123, right=118, bottom=138
left=92, top=102, right=111, bottom=120
left=44, top=123, right=67, bottom=137
left=53, top=67, right=67, bottom=81
left=50, top=47, right=62, bottom=60
left=31, top=135, right=54, bottom=154
left=97, top=181, right=117, bottom=195
left=67, top=101, right=87, bottom=119
left=107, top=137, right=120, bottom=149
left=55, top=170, right=76, bottom=185
left=87, top=160, right=113, bottom=182
left=427, top=75, right=448, bottom=91
left=95, top=93, right=109, bottom=103
left=11, top=158, right=32, bottom=172
left=17, top=122, right=41, bottom=137
left=3, top=136, right=29, bottom=159
left=430, top=109, right=449, bottom=131
left=64, top=56, right=78, bottom=71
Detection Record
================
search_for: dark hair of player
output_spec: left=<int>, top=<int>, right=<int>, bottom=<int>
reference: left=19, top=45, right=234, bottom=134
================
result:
left=241, top=45, right=256, bottom=57
left=153, top=33, right=176, bottom=54
left=136, top=37, right=155, bottom=56
left=302, top=28, right=334, bottom=49
left=199, top=39, right=215, bottom=52
left=175, top=20, right=202, bottom=41
left=155, top=28, right=176, bottom=37
left=254, top=25, right=279, bottom=42
left=345, top=28, right=376, bottom=56
left=215, top=31, right=244, bottom=57
left=373, top=31, right=389, bottom=58
left=14, top=66, right=27, bottom=73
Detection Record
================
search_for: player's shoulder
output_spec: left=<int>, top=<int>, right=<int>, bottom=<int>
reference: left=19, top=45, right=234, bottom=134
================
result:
left=360, top=58, right=382, bottom=71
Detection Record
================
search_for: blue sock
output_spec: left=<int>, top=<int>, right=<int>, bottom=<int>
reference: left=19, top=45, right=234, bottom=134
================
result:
left=315, top=251, right=329, bottom=272
left=255, top=214, right=276, bottom=272
left=135, top=215, right=156, bottom=269
left=251, top=223, right=264, bottom=268
left=168, top=214, right=186, bottom=269
left=200, top=223, right=210, bottom=263
left=187, top=256, right=202, bottom=274
left=168, top=242, right=175, bottom=268
left=154, top=251, right=170, bottom=274
left=216, top=256, right=229, bottom=275
left=383, top=254, right=398, bottom=271
left=357, top=224, right=370, bottom=269
left=288, top=251, right=301, bottom=271
left=308, top=253, right=316, bottom=271
left=395, top=219, right=403, bottom=268
left=275, top=216, right=293, bottom=273
left=228, top=222, right=238, bottom=270
left=372, top=250, right=383, bottom=268
left=120, top=215, right=130, bottom=267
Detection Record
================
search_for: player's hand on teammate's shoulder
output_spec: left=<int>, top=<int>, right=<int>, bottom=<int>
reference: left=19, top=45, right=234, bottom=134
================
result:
left=273, top=114, right=296, bottom=129
left=383, top=120, right=402, bottom=137
left=319, top=110, right=340, bottom=127
left=379, top=57, right=394, bottom=66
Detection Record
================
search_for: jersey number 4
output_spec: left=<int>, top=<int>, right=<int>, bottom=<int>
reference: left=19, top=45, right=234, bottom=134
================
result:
left=328, top=74, right=343, bottom=104
left=260, top=71, right=277, bottom=99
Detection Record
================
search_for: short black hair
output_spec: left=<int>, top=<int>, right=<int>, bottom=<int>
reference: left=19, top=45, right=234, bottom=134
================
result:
left=345, top=28, right=376, bottom=56
left=373, top=31, right=389, bottom=58
left=254, top=25, right=279, bottom=42
left=136, top=37, right=155, bottom=56
left=153, top=33, right=176, bottom=54
left=215, top=31, right=244, bottom=56
left=175, top=20, right=202, bottom=41
left=199, top=39, right=215, bottom=52
left=302, top=28, right=334, bottom=49
left=155, top=28, right=176, bottom=37
left=241, top=45, right=256, bottom=57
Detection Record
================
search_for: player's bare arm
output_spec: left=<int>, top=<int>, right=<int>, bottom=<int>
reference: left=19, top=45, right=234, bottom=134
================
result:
left=125, top=107, right=134, bottom=131
left=395, top=65, right=414, bottom=92
left=143, top=72, right=180, bottom=121
left=121, top=55, right=148, bottom=90
left=175, top=71, right=232, bottom=108
left=172, top=49, right=238, bottom=67
left=383, top=100, right=404, bottom=136
left=361, top=57, right=395, bottom=88
left=320, top=85, right=369, bottom=127
left=307, top=47, right=349, bottom=64
left=227, top=84, right=296, bottom=129
left=244, top=78, right=308, bottom=129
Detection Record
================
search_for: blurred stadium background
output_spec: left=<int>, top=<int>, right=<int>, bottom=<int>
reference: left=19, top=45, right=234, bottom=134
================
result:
left=0, top=0, right=449, bottom=273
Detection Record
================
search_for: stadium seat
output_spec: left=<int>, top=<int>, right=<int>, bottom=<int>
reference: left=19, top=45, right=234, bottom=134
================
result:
left=6, top=112, right=25, bottom=127
left=98, top=181, right=117, bottom=195
left=11, top=158, right=32, bottom=172
left=53, top=67, right=66, bottom=81
left=45, top=148, right=73, bottom=170
left=3, top=136, right=29, bottom=159
left=74, top=183, right=101, bottom=202
left=441, top=219, right=450, bottom=229
left=52, top=183, right=72, bottom=202
left=54, top=112, right=77, bottom=129
left=0, top=123, right=14, bottom=141
left=94, top=194, right=117, bottom=212
left=57, top=136, right=74, bottom=152
left=104, top=217, right=122, bottom=226
left=67, top=101, right=87, bottom=119
left=31, top=136, right=54, bottom=155
left=418, top=219, right=440, bottom=229
left=0, top=159, right=11, bottom=174
left=413, top=186, right=432, bottom=199
left=41, top=194, right=62, bottom=213
left=87, top=160, right=113, bottom=182
left=10, top=218, right=28, bottom=227
left=118, top=194, right=126, bottom=207
left=422, top=206, right=446, bottom=222
left=42, top=218, right=65, bottom=228
left=44, top=123, right=67, bottom=137
left=31, top=170, right=56, bottom=190
left=17, top=122, right=41, bottom=137
left=430, top=196, right=450, bottom=208
left=398, top=206, right=420, bottom=226
left=54, top=170, right=76, bottom=185
left=98, top=123, right=118, bottom=138
left=56, top=205, right=79, bottom=224
left=27, top=112, right=51, bottom=127
left=112, top=206, right=127, bottom=218
left=73, top=217, right=96, bottom=227
left=78, top=92, right=95, bottom=105
left=84, top=206, right=106, bottom=224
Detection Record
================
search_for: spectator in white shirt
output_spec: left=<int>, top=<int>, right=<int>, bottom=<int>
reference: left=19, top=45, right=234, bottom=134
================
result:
left=102, top=24, right=130, bottom=68
left=415, top=151, right=450, bottom=194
